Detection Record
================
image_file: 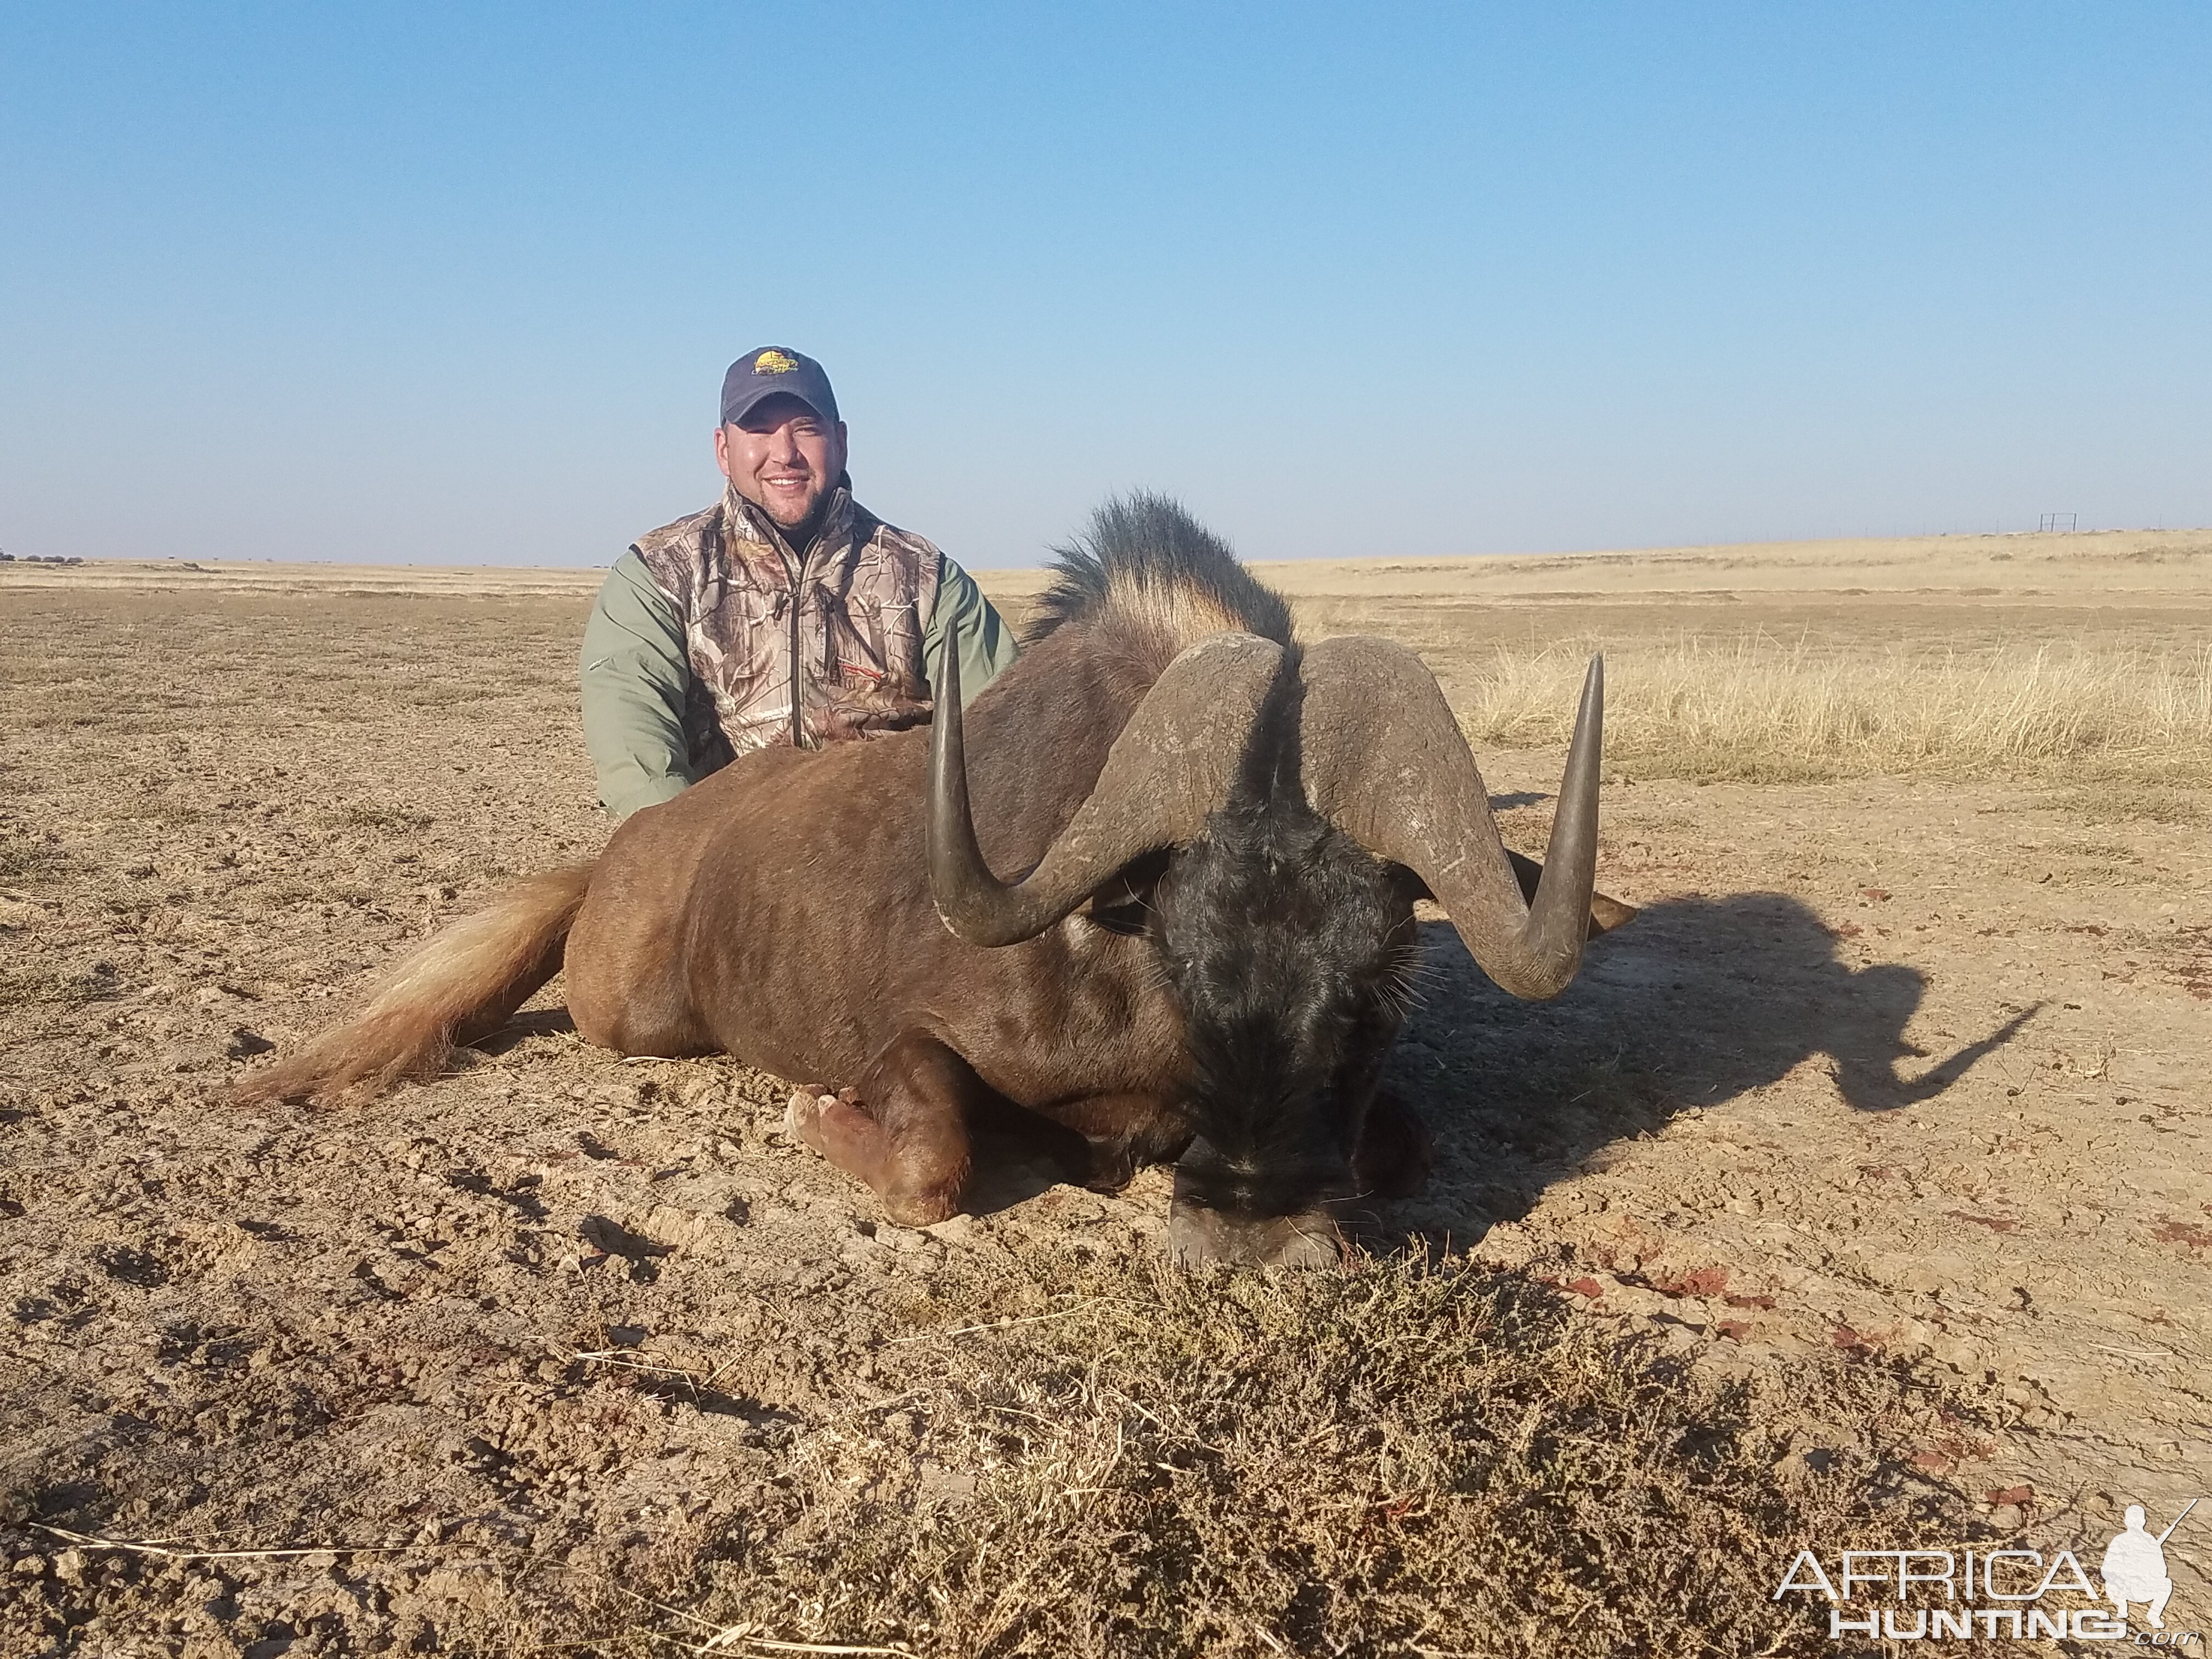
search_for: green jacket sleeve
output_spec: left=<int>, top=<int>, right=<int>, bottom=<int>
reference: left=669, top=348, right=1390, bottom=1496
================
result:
left=923, top=552, right=1020, bottom=707
left=580, top=549, right=696, bottom=821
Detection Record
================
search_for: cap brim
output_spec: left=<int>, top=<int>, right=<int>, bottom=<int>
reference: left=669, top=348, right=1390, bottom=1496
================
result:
left=724, top=385, right=830, bottom=427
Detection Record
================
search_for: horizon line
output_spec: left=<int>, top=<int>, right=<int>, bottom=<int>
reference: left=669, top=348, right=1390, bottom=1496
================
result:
left=6, top=522, right=2205, bottom=575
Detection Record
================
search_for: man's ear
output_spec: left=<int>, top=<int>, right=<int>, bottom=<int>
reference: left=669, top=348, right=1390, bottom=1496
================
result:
left=713, top=423, right=735, bottom=481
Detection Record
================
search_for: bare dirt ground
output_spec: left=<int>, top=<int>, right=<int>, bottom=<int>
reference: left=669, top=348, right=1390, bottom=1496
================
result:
left=3, top=533, right=2208, bottom=1655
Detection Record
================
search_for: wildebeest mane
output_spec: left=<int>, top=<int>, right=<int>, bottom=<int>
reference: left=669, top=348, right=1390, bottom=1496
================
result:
left=1025, top=492, right=1295, bottom=651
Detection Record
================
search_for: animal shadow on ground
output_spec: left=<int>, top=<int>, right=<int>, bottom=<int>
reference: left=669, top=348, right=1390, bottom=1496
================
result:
left=1377, top=891, right=2042, bottom=1248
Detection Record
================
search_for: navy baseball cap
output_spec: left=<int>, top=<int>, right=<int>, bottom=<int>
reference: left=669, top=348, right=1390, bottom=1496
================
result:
left=721, top=346, right=839, bottom=427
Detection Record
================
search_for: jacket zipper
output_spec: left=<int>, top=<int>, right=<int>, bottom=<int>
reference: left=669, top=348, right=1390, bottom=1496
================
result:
left=786, top=534, right=807, bottom=748
left=749, top=488, right=844, bottom=751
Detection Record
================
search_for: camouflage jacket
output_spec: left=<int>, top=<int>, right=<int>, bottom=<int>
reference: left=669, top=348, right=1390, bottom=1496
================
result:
left=580, top=482, right=1019, bottom=820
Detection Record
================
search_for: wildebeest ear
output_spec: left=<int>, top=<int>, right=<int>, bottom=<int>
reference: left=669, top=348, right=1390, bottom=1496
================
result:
left=1403, top=853, right=1634, bottom=937
left=1505, top=849, right=1638, bottom=936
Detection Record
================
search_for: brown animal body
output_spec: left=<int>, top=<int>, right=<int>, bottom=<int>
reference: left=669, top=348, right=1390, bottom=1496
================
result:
left=562, top=624, right=1206, bottom=1206
left=241, top=497, right=1632, bottom=1265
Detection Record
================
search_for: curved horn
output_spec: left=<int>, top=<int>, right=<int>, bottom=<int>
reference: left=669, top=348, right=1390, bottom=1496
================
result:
left=929, top=630, right=1286, bottom=947
left=1299, top=635, right=1607, bottom=1000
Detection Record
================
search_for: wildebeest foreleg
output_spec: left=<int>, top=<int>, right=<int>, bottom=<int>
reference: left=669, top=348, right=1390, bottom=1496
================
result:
left=785, top=1029, right=982, bottom=1227
left=1039, top=1095, right=1190, bottom=1193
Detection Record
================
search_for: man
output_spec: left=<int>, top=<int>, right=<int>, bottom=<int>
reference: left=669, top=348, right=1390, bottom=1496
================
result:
left=2101, top=1504, right=2178, bottom=1629
left=580, top=347, right=1019, bottom=820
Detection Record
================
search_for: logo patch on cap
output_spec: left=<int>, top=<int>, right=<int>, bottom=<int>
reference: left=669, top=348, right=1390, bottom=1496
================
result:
left=753, top=348, right=799, bottom=374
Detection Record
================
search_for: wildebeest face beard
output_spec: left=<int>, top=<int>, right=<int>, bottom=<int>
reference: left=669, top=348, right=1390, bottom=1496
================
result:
left=1149, top=802, right=1418, bottom=1228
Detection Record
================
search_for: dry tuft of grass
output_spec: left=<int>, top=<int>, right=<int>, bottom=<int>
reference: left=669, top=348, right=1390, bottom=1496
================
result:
left=586, top=1246, right=1985, bottom=1659
left=1457, top=634, right=2212, bottom=785
left=0, top=833, right=69, bottom=882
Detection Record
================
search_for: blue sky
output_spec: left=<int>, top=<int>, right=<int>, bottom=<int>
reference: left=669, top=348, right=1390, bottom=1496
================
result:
left=3, top=3, right=2207, bottom=568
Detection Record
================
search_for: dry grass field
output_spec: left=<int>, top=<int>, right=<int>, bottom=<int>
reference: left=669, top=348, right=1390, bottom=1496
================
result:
left=3, top=528, right=2209, bottom=1655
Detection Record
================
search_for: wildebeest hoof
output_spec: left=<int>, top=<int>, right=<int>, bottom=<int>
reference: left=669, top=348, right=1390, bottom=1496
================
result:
left=782, top=1085, right=828, bottom=1141
left=1166, top=1202, right=1347, bottom=1269
left=783, top=1084, right=859, bottom=1144
left=1081, top=1144, right=1139, bottom=1194
left=882, top=1188, right=962, bottom=1228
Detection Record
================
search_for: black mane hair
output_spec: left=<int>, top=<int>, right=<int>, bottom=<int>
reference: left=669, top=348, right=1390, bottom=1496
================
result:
left=1025, top=492, right=1295, bottom=648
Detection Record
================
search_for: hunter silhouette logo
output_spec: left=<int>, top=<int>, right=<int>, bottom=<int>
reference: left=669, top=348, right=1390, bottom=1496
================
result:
left=2104, top=1499, right=2194, bottom=1631
left=753, top=348, right=800, bottom=374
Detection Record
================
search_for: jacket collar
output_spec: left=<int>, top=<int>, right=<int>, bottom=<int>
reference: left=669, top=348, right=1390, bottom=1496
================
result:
left=720, top=480, right=857, bottom=574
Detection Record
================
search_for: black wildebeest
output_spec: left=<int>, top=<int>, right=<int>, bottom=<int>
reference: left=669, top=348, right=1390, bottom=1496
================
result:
left=239, top=496, right=1632, bottom=1266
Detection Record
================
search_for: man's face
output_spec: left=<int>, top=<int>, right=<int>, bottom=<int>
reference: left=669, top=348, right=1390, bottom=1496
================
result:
left=715, top=394, right=848, bottom=530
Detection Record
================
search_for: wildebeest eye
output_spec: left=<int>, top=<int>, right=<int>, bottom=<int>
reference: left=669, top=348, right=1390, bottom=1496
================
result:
left=1086, top=899, right=1148, bottom=936
left=1084, top=853, right=1167, bottom=936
